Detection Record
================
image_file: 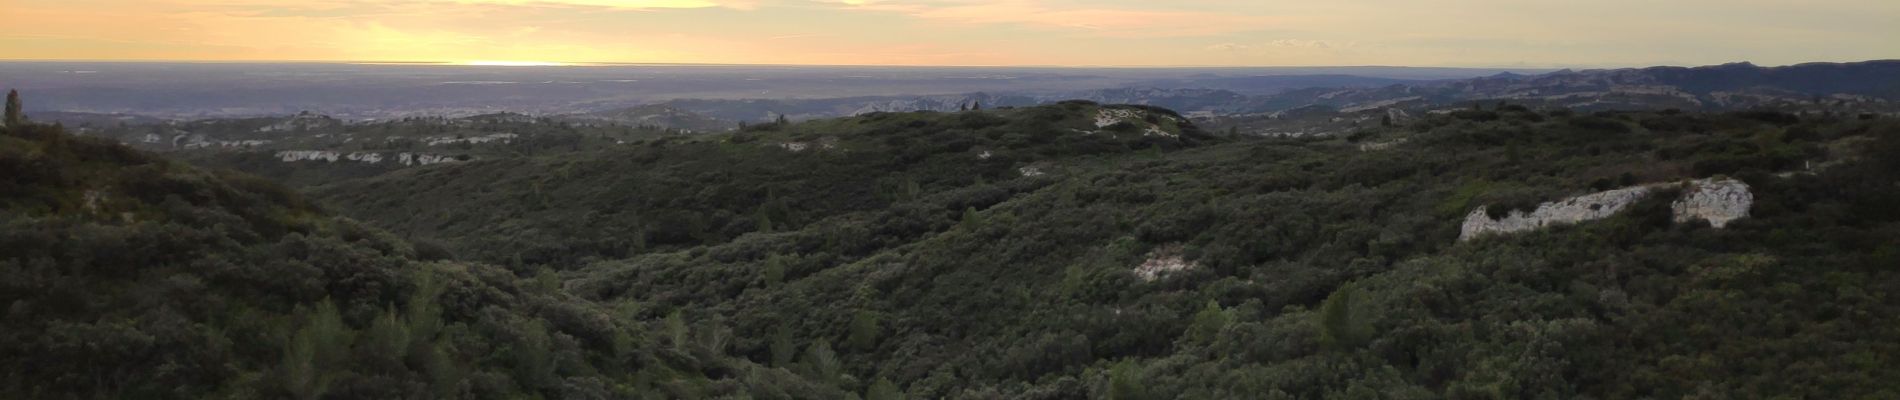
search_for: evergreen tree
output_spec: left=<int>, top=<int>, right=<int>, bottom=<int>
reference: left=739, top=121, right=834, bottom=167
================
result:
left=960, top=207, right=982, bottom=230
left=5, top=89, right=21, bottom=128
left=1185, top=300, right=1230, bottom=344
left=1106, top=361, right=1149, bottom=400
left=1318, top=283, right=1369, bottom=350
left=971, top=101, right=982, bottom=111
left=763, top=253, right=788, bottom=287
left=770, top=327, right=797, bottom=367
left=803, top=340, right=842, bottom=386
left=848, top=310, right=881, bottom=351
left=281, top=299, right=353, bottom=400
left=665, top=310, right=690, bottom=350
left=866, top=377, right=905, bottom=400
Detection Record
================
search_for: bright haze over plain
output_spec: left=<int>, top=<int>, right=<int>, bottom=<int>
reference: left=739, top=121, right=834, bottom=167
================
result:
left=3, top=0, right=1897, bottom=67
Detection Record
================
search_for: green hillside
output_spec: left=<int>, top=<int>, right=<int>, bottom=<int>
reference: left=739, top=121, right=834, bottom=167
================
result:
left=7, top=99, right=1900, bottom=399
left=0, top=123, right=847, bottom=399
left=308, top=103, right=1900, bottom=398
left=314, top=102, right=1215, bottom=266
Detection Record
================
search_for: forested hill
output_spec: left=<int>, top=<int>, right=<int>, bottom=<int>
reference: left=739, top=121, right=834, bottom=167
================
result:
left=308, top=103, right=1900, bottom=398
left=313, top=102, right=1216, bottom=266
left=7, top=98, right=1900, bottom=398
left=0, top=122, right=853, bottom=398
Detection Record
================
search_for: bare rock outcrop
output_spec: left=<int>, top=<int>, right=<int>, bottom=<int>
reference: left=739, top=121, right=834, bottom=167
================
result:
left=1133, top=244, right=1196, bottom=282
left=1459, top=177, right=1755, bottom=241
left=1459, top=186, right=1654, bottom=241
left=277, top=150, right=459, bottom=166
left=1672, top=178, right=1752, bottom=228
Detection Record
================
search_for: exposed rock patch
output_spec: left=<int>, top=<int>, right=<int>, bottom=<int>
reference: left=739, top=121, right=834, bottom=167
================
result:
left=1358, top=138, right=1407, bottom=152
left=277, top=150, right=460, bottom=166
left=1673, top=178, right=1752, bottom=228
left=1133, top=244, right=1196, bottom=282
left=425, top=133, right=517, bottom=146
left=1093, top=108, right=1177, bottom=138
left=1460, top=186, right=1655, bottom=241
left=775, top=137, right=839, bottom=153
left=1460, top=178, right=1755, bottom=241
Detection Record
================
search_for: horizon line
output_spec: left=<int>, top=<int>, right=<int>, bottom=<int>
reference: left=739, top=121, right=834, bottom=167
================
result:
left=6, top=57, right=1866, bottom=70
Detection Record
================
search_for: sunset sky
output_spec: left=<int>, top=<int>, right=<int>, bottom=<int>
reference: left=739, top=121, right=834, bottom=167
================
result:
left=3, top=0, right=1896, bottom=67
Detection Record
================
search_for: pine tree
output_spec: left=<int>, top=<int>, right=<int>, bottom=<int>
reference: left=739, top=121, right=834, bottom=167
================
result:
left=1185, top=300, right=1231, bottom=344
left=5, top=89, right=21, bottom=128
left=763, top=254, right=788, bottom=287
left=866, top=377, right=905, bottom=400
left=664, top=310, right=690, bottom=350
left=770, top=328, right=797, bottom=367
left=1106, top=360, right=1149, bottom=400
left=1318, top=283, right=1369, bottom=350
left=803, top=340, right=842, bottom=386
left=971, top=101, right=982, bottom=111
left=847, top=310, right=880, bottom=351
left=281, top=299, right=353, bottom=400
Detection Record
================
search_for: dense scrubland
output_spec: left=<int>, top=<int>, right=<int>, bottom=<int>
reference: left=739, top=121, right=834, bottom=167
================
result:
left=5, top=97, right=1899, bottom=399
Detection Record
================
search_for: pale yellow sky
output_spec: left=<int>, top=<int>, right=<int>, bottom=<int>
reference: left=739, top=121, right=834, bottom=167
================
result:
left=2, top=0, right=1896, bottom=67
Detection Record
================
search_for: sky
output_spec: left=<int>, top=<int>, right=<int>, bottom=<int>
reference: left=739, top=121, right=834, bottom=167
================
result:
left=2, top=0, right=1896, bottom=67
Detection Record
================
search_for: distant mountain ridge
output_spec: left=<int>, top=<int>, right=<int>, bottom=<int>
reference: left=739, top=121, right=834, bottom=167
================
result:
left=32, top=61, right=1900, bottom=141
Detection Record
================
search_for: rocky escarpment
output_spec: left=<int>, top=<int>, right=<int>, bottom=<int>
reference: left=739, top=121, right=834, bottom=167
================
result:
left=276, top=150, right=462, bottom=166
left=1460, top=178, right=1753, bottom=241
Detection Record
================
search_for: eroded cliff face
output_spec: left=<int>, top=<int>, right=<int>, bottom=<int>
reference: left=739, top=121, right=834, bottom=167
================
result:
left=1460, top=178, right=1754, bottom=241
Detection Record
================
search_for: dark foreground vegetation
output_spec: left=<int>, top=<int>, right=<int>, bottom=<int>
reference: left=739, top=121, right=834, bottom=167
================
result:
left=5, top=97, right=1899, bottom=399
